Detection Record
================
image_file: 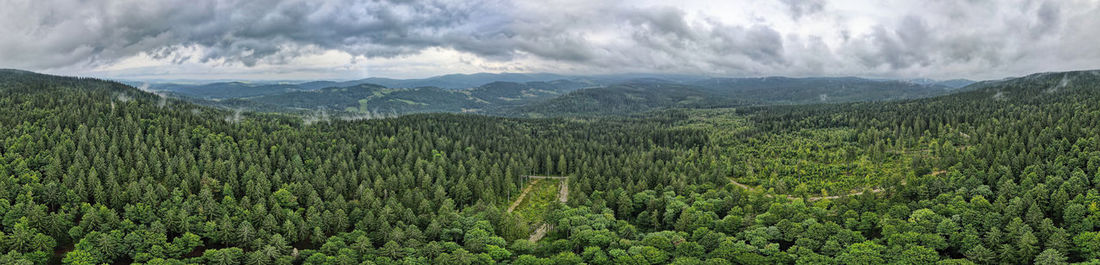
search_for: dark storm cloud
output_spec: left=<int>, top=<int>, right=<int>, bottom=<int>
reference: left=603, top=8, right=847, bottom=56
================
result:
left=1031, top=0, right=1061, bottom=38
left=607, top=7, right=787, bottom=73
left=831, top=0, right=1086, bottom=77
left=857, top=16, right=933, bottom=69
left=1, top=0, right=787, bottom=71
left=0, top=0, right=505, bottom=68
left=0, top=0, right=1097, bottom=79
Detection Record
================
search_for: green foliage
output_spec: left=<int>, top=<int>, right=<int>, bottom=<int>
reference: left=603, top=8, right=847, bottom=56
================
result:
left=1035, top=248, right=1069, bottom=265
left=2, top=69, right=1100, bottom=264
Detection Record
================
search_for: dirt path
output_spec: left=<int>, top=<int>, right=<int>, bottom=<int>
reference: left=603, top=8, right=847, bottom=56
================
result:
left=507, top=179, right=541, bottom=213
left=558, top=178, right=568, bottom=203
left=729, top=179, right=754, bottom=190
left=728, top=178, right=889, bottom=201
left=529, top=223, right=551, bottom=242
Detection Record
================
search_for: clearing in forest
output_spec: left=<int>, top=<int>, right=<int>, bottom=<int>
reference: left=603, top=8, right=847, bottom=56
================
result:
left=506, top=176, right=570, bottom=242
left=511, top=178, right=561, bottom=224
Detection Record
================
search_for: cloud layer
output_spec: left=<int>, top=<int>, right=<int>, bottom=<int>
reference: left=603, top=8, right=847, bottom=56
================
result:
left=0, top=0, right=1098, bottom=80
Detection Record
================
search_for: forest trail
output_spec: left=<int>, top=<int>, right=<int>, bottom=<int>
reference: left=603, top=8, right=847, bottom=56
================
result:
left=558, top=177, right=568, bottom=203
left=728, top=178, right=888, bottom=201
left=507, top=179, right=541, bottom=213
left=529, top=224, right=551, bottom=242
left=519, top=175, right=568, bottom=242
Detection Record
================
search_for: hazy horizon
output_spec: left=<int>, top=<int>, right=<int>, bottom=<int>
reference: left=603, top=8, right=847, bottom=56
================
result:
left=9, top=68, right=1033, bottom=85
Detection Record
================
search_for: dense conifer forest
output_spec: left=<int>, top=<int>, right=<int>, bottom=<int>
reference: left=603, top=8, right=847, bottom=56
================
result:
left=3, top=69, right=1100, bottom=265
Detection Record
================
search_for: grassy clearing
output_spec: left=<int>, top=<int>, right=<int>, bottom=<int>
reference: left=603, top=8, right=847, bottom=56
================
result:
left=513, top=179, right=560, bottom=223
left=357, top=99, right=369, bottom=113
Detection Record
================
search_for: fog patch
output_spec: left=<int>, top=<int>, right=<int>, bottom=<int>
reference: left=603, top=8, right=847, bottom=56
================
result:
left=992, top=91, right=1007, bottom=101
left=136, top=83, right=170, bottom=108
left=224, top=108, right=244, bottom=123
left=113, top=93, right=130, bottom=111
left=341, top=109, right=397, bottom=121
left=303, top=108, right=331, bottom=126
left=1045, top=74, right=1070, bottom=93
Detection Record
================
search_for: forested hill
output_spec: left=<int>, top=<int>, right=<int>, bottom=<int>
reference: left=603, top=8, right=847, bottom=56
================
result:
left=141, top=75, right=967, bottom=118
left=1, top=69, right=143, bottom=95
left=161, top=82, right=303, bottom=99
left=508, top=82, right=743, bottom=117
left=961, top=70, right=1100, bottom=100
left=170, top=79, right=593, bottom=117
left=691, top=76, right=961, bottom=104
left=4, top=69, right=1100, bottom=264
left=505, top=77, right=960, bottom=117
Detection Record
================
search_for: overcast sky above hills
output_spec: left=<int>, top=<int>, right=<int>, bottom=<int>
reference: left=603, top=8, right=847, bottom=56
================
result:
left=1, top=0, right=1098, bottom=80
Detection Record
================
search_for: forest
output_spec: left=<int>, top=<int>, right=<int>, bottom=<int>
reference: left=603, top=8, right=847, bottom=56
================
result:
left=2, top=68, right=1100, bottom=265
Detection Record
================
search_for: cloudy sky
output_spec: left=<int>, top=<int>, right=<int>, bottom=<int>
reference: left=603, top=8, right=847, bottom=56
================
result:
left=1, top=0, right=1098, bottom=81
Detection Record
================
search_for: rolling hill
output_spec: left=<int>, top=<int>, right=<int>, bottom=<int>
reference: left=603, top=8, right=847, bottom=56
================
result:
left=509, top=82, right=742, bottom=117
left=233, top=80, right=592, bottom=115
left=151, top=82, right=304, bottom=99
left=691, top=76, right=964, bottom=104
left=296, top=72, right=574, bottom=90
left=505, top=77, right=970, bottom=117
left=132, top=73, right=975, bottom=118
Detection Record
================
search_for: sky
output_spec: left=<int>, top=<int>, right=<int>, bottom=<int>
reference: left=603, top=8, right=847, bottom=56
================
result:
left=0, top=0, right=1098, bottom=81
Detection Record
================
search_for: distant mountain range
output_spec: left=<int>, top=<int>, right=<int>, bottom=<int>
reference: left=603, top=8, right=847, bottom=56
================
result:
left=510, top=82, right=742, bottom=117
left=901, top=78, right=976, bottom=88
left=506, top=77, right=968, bottom=117
left=690, top=77, right=965, bottom=104
left=300, top=73, right=574, bottom=90
left=122, top=72, right=978, bottom=117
